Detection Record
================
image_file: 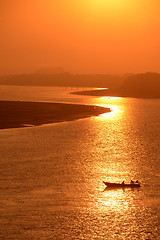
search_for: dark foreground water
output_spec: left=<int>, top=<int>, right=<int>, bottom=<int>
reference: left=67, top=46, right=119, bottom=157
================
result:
left=0, top=86, right=160, bottom=239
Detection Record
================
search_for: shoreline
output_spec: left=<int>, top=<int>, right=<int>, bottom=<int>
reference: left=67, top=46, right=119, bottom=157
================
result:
left=0, top=100, right=111, bottom=130
left=71, top=89, right=160, bottom=98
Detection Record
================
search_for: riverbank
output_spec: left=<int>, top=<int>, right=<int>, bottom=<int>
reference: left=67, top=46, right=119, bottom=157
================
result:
left=71, top=72, right=160, bottom=98
left=0, top=101, right=111, bottom=130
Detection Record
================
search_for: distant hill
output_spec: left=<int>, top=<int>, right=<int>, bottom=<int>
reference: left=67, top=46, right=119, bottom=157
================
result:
left=118, top=72, right=160, bottom=97
left=72, top=72, right=160, bottom=98
left=0, top=73, right=124, bottom=88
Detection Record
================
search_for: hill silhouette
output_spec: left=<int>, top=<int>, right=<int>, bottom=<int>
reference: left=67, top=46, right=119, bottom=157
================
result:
left=72, top=72, right=160, bottom=98
left=0, top=73, right=124, bottom=88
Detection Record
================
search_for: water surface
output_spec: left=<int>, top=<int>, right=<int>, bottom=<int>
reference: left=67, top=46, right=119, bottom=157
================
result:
left=0, top=86, right=160, bottom=239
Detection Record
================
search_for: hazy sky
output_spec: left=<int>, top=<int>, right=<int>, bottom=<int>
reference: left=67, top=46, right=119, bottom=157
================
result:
left=0, top=0, right=160, bottom=74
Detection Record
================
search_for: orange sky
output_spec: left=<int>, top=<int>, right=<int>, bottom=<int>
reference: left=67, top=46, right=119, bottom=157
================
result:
left=0, top=0, right=160, bottom=74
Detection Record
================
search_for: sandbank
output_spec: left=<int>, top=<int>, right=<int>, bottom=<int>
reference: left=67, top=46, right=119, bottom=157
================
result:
left=0, top=101, right=111, bottom=130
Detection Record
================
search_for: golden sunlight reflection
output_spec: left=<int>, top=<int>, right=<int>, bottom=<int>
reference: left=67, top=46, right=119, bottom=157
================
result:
left=90, top=95, right=125, bottom=121
left=100, top=96, right=122, bottom=100
left=95, top=88, right=108, bottom=90
left=99, top=105, right=121, bottom=119
left=87, top=187, right=134, bottom=214
left=98, top=189, right=130, bottom=212
left=83, top=160, right=136, bottom=215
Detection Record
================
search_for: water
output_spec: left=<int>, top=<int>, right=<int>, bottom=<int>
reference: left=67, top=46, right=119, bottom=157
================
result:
left=0, top=86, right=160, bottom=239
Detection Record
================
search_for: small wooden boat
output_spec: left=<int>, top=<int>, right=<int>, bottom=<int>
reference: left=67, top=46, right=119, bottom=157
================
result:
left=103, top=181, right=141, bottom=188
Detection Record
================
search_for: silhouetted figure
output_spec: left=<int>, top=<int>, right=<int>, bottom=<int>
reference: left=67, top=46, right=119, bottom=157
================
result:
left=136, top=180, right=139, bottom=184
left=122, top=181, right=125, bottom=185
left=131, top=180, right=134, bottom=184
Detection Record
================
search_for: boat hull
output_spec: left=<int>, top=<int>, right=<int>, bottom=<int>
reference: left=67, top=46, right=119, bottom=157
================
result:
left=103, top=181, right=141, bottom=188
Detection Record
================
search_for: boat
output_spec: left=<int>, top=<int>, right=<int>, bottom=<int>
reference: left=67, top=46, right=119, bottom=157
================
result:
left=103, top=181, right=141, bottom=188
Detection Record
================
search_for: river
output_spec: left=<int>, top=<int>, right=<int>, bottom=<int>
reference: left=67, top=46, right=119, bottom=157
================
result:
left=0, top=86, right=160, bottom=239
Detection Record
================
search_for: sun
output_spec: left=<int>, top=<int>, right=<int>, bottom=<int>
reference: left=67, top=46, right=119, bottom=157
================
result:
left=85, top=0, right=141, bottom=26
left=89, top=0, right=126, bottom=8
left=88, top=0, right=135, bottom=15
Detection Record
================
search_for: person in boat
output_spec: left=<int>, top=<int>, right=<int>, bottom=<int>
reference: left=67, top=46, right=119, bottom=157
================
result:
left=135, top=180, right=139, bottom=184
left=122, top=181, right=125, bottom=185
left=131, top=180, right=134, bottom=184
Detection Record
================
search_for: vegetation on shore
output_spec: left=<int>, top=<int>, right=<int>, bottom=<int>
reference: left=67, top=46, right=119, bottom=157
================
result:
left=0, top=73, right=124, bottom=88
left=72, top=72, right=160, bottom=98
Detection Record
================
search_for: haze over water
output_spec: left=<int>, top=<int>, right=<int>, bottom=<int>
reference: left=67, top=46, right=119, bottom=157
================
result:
left=0, top=86, right=160, bottom=239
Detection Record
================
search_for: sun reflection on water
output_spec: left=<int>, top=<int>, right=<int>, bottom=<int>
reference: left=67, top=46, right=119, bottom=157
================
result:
left=85, top=185, right=139, bottom=217
left=99, top=189, right=130, bottom=211
left=84, top=186, right=136, bottom=217
left=99, top=105, right=121, bottom=120
left=83, top=95, right=139, bottom=216
left=100, top=96, right=122, bottom=100
left=89, top=96, right=124, bottom=121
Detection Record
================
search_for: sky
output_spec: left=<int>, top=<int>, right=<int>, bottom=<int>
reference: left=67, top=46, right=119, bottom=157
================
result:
left=0, top=0, right=160, bottom=75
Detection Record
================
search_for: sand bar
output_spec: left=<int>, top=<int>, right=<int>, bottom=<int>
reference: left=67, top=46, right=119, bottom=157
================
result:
left=0, top=101, right=111, bottom=130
